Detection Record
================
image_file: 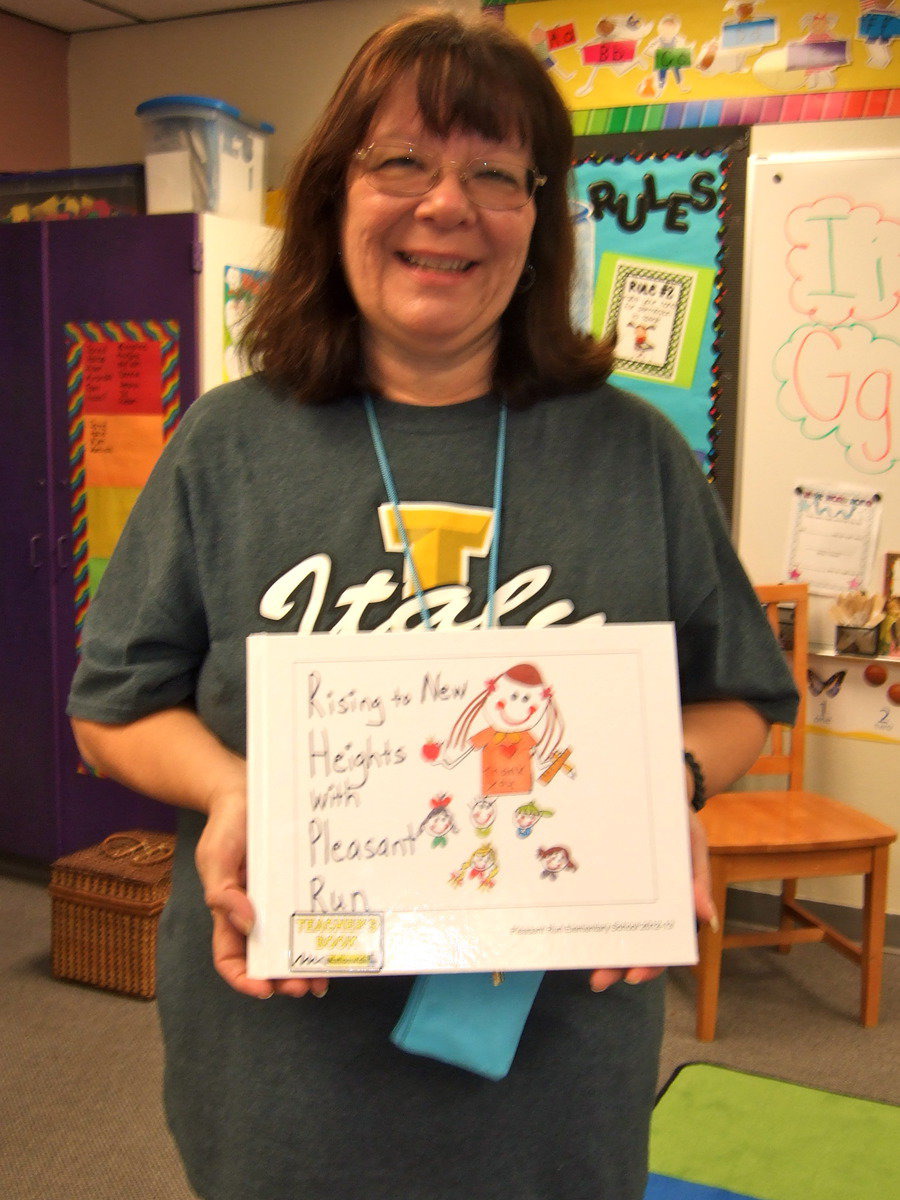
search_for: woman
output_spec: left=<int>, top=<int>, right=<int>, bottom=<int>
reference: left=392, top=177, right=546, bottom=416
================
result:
left=68, top=11, right=797, bottom=1200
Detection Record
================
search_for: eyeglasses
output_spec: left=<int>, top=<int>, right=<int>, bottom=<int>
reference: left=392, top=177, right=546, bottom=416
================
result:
left=354, top=143, right=546, bottom=211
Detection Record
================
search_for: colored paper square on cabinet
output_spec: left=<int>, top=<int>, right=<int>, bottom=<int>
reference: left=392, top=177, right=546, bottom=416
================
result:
left=85, top=486, right=142, bottom=559
left=84, top=414, right=164, bottom=488
left=81, top=337, right=164, bottom=416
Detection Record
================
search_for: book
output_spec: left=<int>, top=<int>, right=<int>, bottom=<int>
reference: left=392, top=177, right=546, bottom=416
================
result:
left=246, top=623, right=697, bottom=978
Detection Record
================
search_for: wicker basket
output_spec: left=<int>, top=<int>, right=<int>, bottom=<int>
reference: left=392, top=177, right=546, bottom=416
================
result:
left=50, top=830, right=175, bottom=999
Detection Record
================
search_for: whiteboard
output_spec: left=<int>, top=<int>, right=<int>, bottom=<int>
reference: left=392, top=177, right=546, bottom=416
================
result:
left=736, top=149, right=900, bottom=644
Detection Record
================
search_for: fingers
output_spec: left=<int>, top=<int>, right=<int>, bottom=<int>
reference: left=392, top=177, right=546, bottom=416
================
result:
left=688, top=810, right=719, bottom=931
left=209, top=901, right=271, bottom=998
left=209, top=902, right=330, bottom=999
left=622, top=965, right=665, bottom=984
left=274, top=977, right=329, bottom=999
left=590, top=967, right=625, bottom=991
left=196, top=794, right=330, bottom=1000
left=587, top=813, right=718, bottom=993
left=589, top=965, right=665, bottom=991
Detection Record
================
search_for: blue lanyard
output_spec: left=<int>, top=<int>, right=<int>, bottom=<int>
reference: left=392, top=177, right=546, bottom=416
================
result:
left=363, top=395, right=508, bottom=630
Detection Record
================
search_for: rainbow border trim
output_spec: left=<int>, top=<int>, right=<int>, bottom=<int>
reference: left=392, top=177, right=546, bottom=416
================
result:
left=65, top=318, right=181, bottom=649
left=572, top=87, right=899, bottom=135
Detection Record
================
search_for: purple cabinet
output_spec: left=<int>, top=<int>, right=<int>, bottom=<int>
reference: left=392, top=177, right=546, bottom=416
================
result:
left=0, top=215, right=202, bottom=860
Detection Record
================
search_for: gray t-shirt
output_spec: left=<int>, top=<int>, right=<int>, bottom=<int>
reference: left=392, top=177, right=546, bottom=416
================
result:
left=68, top=378, right=797, bottom=1200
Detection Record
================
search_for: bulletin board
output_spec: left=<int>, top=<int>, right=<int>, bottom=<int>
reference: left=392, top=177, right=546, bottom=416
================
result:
left=500, top=0, right=899, bottom=119
left=572, top=126, right=749, bottom=518
left=734, top=148, right=900, bottom=646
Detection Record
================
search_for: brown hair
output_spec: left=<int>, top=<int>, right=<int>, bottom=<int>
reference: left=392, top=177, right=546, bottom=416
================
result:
left=243, top=8, right=612, bottom=407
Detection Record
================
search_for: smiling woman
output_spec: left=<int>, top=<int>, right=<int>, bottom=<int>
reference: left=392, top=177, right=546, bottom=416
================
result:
left=66, top=9, right=798, bottom=1200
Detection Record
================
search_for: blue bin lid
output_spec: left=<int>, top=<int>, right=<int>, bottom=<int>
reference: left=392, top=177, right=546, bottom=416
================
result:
left=135, top=94, right=274, bottom=134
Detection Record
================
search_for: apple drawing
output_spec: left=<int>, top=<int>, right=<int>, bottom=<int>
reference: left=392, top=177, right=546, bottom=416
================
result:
left=421, top=738, right=442, bottom=762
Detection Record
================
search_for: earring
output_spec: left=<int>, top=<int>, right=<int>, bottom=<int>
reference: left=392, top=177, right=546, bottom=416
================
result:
left=515, top=262, right=536, bottom=293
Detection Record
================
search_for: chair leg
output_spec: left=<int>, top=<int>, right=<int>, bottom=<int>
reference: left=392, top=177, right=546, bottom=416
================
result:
left=860, top=845, right=889, bottom=1027
left=695, top=865, right=729, bottom=1041
left=777, top=878, right=798, bottom=954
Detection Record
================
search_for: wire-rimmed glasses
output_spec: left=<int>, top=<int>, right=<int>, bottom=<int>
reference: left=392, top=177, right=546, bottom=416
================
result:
left=354, top=143, right=546, bottom=211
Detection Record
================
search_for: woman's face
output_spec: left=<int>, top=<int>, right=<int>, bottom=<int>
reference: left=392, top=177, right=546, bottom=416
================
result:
left=341, top=75, right=536, bottom=371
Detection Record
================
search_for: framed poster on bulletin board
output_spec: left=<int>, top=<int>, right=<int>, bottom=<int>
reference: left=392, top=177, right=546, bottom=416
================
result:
left=571, top=126, right=749, bottom=520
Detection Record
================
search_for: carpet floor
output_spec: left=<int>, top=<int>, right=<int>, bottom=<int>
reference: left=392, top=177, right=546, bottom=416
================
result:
left=646, top=1062, right=899, bottom=1199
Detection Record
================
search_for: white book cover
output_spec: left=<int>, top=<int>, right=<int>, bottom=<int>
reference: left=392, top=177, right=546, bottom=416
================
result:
left=246, top=624, right=698, bottom=978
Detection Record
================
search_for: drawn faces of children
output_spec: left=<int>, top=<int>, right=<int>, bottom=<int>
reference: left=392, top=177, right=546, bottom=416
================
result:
left=421, top=808, right=454, bottom=840
left=470, top=796, right=497, bottom=833
left=470, top=846, right=497, bottom=885
left=538, top=846, right=577, bottom=878
left=488, top=673, right=549, bottom=734
left=474, top=847, right=492, bottom=868
left=516, top=809, right=539, bottom=833
left=515, top=805, right=551, bottom=836
left=544, top=848, right=568, bottom=874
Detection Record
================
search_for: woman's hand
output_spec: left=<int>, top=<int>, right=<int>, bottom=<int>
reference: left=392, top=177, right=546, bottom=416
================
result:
left=196, top=787, right=328, bottom=1000
left=588, top=809, right=717, bottom=992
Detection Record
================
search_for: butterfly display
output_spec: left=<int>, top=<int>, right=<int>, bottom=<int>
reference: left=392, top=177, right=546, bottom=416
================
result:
left=807, top=669, right=847, bottom=698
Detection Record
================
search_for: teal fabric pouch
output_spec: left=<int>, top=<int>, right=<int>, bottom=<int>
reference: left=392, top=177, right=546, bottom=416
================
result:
left=390, top=970, right=545, bottom=1081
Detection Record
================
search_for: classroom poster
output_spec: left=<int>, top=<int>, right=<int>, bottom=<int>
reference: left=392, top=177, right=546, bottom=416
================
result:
left=570, top=144, right=735, bottom=478
left=66, top=319, right=180, bottom=644
left=247, top=624, right=697, bottom=978
left=500, top=0, right=899, bottom=112
left=786, top=482, right=883, bottom=593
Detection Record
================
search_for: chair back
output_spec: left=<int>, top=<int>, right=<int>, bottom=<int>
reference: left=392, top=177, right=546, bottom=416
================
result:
left=746, top=583, right=808, bottom=789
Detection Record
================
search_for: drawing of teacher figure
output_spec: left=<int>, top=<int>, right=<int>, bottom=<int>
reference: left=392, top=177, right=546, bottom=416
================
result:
left=441, top=663, right=565, bottom=798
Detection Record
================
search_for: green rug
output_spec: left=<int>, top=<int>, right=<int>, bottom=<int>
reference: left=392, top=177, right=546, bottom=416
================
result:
left=646, top=1063, right=899, bottom=1200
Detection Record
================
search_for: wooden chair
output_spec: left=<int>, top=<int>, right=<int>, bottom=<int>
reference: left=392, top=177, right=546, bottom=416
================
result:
left=694, top=582, right=896, bottom=1040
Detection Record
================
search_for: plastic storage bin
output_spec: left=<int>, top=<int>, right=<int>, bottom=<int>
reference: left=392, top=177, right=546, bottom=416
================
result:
left=136, top=94, right=273, bottom=223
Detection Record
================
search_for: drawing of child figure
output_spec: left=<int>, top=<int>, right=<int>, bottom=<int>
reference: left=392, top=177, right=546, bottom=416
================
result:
left=528, top=22, right=576, bottom=80
left=450, top=844, right=499, bottom=890
left=417, top=795, right=458, bottom=848
left=537, top=845, right=578, bottom=880
left=470, top=796, right=497, bottom=837
left=645, top=14, right=693, bottom=96
left=442, top=663, right=565, bottom=799
left=514, top=801, right=554, bottom=838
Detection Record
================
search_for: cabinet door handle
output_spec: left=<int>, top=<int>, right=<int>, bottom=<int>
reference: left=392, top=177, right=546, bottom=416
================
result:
left=56, top=535, right=70, bottom=569
left=30, top=534, right=45, bottom=568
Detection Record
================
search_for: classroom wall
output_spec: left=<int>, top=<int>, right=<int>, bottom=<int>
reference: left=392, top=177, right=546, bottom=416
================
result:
left=738, top=118, right=900, bottom=920
left=0, top=11, right=70, bottom=170
left=67, top=0, right=480, bottom=187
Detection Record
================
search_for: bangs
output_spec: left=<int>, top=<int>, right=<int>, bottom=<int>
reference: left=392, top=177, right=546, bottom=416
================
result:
left=335, top=13, right=570, bottom=173
left=410, top=50, right=534, bottom=150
